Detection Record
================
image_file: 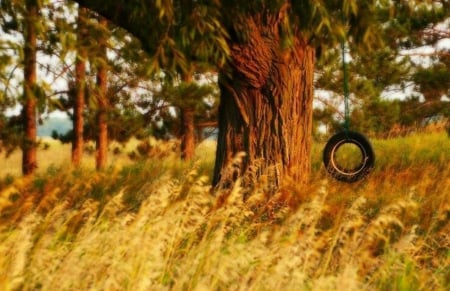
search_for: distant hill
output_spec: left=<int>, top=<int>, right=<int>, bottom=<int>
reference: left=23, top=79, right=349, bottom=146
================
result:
left=38, top=116, right=72, bottom=137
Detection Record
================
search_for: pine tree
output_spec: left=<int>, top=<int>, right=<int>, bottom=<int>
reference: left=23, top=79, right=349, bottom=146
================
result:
left=155, top=71, right=218, bottom=159
left=1, top=0, right=69, bottom=174
left=72, top=6, right=88, bottom=166
left=93, top=17, right=109, bottom=170
left=0, top=0, right=40, bottom=175
left=21, top=0, right=39, bottom=175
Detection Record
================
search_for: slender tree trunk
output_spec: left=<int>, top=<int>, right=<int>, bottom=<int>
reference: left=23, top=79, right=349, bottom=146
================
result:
left=180, top=72, right=195, bottom=160
left=180, top=107, right=195, bottom=160
left=22, top=0, right=38, bottom=176
left=72, top=7, right=88, bottom=167
left=213, top=12, right=315, bottom=191
left=95, top=18, right=109, bottom=170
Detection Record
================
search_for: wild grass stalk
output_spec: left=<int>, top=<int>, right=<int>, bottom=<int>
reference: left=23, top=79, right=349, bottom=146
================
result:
left=0, top=132, right=448, bottom=290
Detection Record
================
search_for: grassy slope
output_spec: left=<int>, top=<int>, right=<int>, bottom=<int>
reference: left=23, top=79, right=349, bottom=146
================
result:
left=0, top=133, right=449, bottom=290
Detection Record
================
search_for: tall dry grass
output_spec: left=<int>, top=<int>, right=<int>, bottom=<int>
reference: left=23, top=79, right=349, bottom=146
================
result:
left=0, top=133, right=449, bottom=290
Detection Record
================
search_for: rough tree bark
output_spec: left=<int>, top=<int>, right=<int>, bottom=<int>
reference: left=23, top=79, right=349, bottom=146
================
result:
left=95, top=18, right=109, bottom=170
left=72, top=7, right=88, bottom=167
left=213, top=12, right=315, bottom=191
left=22, top=0, right=38, bottom=175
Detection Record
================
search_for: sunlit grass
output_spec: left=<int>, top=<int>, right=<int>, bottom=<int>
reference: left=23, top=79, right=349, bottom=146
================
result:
left=0, top=132, right=449, bottom=290
left=332, top=142, right=364, bottom=170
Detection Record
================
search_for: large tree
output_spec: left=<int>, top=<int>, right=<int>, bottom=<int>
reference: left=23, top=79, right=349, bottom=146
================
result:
left=70, top=0, right=447, bottom=191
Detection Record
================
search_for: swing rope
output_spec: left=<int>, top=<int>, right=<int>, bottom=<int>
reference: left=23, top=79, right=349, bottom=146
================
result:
left=340, top=41, right=351, bottom=134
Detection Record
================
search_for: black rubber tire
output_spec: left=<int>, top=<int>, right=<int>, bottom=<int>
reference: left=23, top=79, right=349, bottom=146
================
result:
left=323, top=131, right=375, bottom=183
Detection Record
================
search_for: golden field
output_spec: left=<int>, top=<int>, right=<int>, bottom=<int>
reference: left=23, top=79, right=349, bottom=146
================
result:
left=0, top=132, right=449, bottom=290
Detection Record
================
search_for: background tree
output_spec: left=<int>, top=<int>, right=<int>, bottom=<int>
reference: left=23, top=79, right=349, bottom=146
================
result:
left=48, top=6, right=160, bottom=166
left=179, top=72, right=196, bottom=161
left=21, top=0, right=39, bottom=175
left=152, top=71, right=219, bottom=159
left=1, top=0, right=70, bottom=173
left=71, top=6, right=88, bottom=166
left=92, top=17, right=109, bottom=170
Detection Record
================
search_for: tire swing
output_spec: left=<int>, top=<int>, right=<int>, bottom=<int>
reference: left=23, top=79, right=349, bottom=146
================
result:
left=323, top=42, right=375, bottom=183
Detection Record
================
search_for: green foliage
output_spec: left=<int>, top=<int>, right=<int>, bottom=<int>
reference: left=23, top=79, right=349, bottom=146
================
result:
left=158, top=74, right=219, bottom=114
left=314, top=1, right=449, bottom=137
left=74, top=0, right=229, bottom=73
left=350, top=99, right=401, bottom=135
left=414, top=62, right=450, bottom=101
left=107, top=109, right=150, bottom=143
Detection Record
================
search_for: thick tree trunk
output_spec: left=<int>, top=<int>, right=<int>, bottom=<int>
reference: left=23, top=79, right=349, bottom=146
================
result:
left=95, top=18, right=109, bottom=170
left=22, top=0, right=38, bottom=176
left=72, top=7, right=88, bottom=167
left=213, top=13, right=315, bottom=191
